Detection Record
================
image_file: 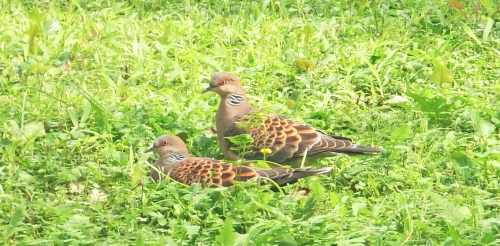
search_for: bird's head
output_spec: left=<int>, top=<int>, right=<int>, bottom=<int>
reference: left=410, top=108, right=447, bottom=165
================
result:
left=202, top=72, right=244, bottom=97
left=145, top=135, right=189, bottom=157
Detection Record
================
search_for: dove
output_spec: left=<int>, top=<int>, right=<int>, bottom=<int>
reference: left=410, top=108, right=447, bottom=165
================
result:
left=202, top=72, right=381, bottom=167
left=145, top=135, right=332, bottom=187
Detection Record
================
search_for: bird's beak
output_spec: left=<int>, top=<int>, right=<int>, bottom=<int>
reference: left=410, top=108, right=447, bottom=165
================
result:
left=202, top=86, right=212, bottom=94
left=145, top=146, right=154, bottom=153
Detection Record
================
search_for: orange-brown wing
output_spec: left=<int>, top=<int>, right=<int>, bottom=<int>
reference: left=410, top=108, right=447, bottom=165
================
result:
left=226, top=113, right=355, bottom=163
left=170, top=159, right=262, bottom=187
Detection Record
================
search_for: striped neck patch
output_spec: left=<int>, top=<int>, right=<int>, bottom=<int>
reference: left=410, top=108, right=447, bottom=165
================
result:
left=227, top=93, right=245, bottom=106
left=168, top=153, right=186, bottom=162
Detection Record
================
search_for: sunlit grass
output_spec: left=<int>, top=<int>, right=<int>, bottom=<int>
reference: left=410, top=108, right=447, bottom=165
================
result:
left=1, top=0, right=499, bottom=244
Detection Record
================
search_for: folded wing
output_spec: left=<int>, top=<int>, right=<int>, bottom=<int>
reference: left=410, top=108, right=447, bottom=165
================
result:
left=225, top=113, right=380, bottom=164
left=168, top=159, right=331, bottom=187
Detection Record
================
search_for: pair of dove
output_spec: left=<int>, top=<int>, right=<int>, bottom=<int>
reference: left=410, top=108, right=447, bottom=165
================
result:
left=146, top=72, right=381, bottom=187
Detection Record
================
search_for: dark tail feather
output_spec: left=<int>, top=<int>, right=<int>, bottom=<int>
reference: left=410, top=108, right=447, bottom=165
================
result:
left=275, top=167, right=332, bottom=186
left=336, top=145, right=382, bottom=155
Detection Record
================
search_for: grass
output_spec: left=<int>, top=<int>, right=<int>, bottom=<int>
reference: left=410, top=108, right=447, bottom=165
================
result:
left=1, top=0, right=500, bottom=245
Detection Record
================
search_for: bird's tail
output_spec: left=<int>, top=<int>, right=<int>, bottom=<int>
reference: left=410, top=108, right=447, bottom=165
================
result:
left=335, top=144, right=382, bottom=155
left=276, top=166, right=332, bottom=186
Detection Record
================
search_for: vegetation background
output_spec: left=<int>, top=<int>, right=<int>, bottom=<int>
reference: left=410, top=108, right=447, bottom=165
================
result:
left=1, top=0, right=500, bottom=245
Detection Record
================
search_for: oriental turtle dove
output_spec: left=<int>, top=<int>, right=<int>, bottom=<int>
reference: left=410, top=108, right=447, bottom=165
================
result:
left=146, top=135, right=332, bottom=186
left=202, top=72, right=381, bottom=168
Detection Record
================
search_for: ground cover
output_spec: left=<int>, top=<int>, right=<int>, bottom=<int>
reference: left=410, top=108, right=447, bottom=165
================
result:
left=1, top=0, right=500, bottom=245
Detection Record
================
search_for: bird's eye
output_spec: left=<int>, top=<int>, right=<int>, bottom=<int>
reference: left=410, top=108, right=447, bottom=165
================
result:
left=220, top=80, right=227, bottom=86
left=162, top=141, right=169, bottom=146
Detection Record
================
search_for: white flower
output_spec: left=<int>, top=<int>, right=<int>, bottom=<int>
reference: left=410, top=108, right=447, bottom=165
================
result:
left=90, top=188, right=108, bottom=202
left=68, top=183, right=85, bottom=194
left=386, top=95, right=408, bottom=104
left=48, top=21, right=61, bottom=34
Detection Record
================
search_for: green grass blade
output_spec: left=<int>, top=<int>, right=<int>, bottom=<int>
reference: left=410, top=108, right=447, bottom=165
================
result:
left=482, top=17, right=494, bottom=42
left=458, top=20, right=481, bottom=45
